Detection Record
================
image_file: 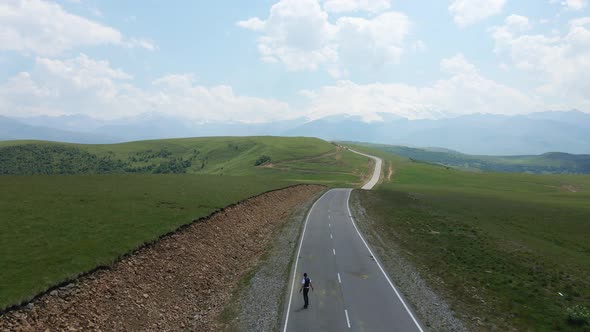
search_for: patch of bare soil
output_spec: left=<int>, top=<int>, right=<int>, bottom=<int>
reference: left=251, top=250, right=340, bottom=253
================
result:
left=543, top=184, right=581, bottom=193
left=0, top=185, right=325, bottom=332
left=387, top=163, right=394, bottom=181
left=561, top=184, right=579, bottom=193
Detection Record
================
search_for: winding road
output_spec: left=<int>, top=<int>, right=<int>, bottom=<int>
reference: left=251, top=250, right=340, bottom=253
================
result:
left=282, top=150, right=424, bottom=332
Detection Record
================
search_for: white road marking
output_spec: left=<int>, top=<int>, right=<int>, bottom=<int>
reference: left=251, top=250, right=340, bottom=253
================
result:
left=329, top=223, right=331, bottom=228
left=345, top=189, right=424, bottom=332
left=333, top=248, right=336, bottom=255
left=283, top=191, right=330, bottom=332
left=337, top=273, right=342, bottom=284
left=345, top=309, right=351, bottom=328
left=330, top=234, right=333, bottom=239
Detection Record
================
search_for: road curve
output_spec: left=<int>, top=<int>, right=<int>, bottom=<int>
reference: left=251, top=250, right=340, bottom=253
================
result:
left=347, top=148, right=382, bottom=190
left=282, top=151, right=424, bottom=332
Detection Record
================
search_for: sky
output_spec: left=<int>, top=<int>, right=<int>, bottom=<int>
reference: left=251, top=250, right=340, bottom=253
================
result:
left=0, top=0, right=589, bottom=123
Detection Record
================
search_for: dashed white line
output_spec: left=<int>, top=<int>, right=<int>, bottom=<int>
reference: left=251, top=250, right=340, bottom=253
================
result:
left=333, top=248, right=336, bottom=255
left=344, top=309, right=351, bottom=328
left=337, top=272, right=341, bottom=284
left=329, top=223, right=331, bottom=228
left=330, top=234, right=333, bottom=239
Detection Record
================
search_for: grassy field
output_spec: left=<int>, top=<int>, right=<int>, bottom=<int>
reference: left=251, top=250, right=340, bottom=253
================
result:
left=0, top=137, right=371, bottom=311
left=348, top=142, right=590, bottom=174
left=348, top=145, right=590, bottom=331
left=0, top=175, right=291, bottom=310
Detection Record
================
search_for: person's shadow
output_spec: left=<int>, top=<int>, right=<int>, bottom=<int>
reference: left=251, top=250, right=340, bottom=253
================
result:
left=294, top=305, right=307, bottom=312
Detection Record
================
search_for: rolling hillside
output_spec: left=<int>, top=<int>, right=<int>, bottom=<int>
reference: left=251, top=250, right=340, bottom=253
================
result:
left=0, top=136, right=371, bottom=311
left=0, top=136, right=371, bottom=185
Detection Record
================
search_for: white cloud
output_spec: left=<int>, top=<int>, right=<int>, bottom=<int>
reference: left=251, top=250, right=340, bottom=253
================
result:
left=237, top=0, right=414, bottom=76
left=322, top=0, right=391, bottom=13
left=148, top=75, right=290, bottom=123
left=127, top=38, right=158, bottom=51
left=0, top=0, right=154, bottom=56
left=440, top=53, right=477, bottom=75
left=562, top=0, right=588, bottom=10
left=449, top=0, right=507, bottom=27
left=0, top=54, right=290, bottom=122
left=548, top=0, right=588, bottom=10
left=336, top=12, right=412, bottom=66
left=300, top=54, right=536, bottom=121
left=236, top=17, right=265, bottom=31
left=491, top=15, right=590, bottom=109
left=237, top=0, right=336, bottom=71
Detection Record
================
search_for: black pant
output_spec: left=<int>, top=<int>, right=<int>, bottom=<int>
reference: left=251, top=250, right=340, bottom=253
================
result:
left=303, top=288, right=310, bottom=307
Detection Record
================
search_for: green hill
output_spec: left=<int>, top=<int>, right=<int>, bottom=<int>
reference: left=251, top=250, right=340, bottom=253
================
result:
left=0, top=136, right=371, bottom=311
left=0, top=137, right=371, bottom=185
left=347, top=142, right=590, bottom=174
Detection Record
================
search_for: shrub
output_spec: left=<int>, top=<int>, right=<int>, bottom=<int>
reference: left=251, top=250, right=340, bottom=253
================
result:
left=254, top=155, right=271, bottom=166
left=567, top=305, right=590, bottom=326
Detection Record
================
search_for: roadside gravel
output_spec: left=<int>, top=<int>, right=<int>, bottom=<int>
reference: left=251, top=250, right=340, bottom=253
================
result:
left=221, top=190, right=325, bottom=332
left=349, top=190, right=468, bottom=332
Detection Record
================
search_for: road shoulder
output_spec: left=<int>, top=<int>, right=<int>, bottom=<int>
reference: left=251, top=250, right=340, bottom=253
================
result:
left=349, top=189, right=468, bottom=332
left=220, top=189, right=327, bottom=331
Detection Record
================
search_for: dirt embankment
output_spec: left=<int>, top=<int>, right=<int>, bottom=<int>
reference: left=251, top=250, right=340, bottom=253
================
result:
left=0, top=185, right=325, bottom=332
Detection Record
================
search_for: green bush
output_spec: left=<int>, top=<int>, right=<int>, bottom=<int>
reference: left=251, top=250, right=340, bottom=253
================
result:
left=254, top=155, right=271, bottom=166
left=567, top=305, right=590, bottom=326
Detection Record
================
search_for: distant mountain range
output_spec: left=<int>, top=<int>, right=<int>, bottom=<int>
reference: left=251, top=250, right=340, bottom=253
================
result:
left=2, top=110, right=589, bottom=155
left=0, top=115, right=118, bottom=144
left=285, top=111, right=590, bottom=155
left=351, top=143, right=590, bottom=174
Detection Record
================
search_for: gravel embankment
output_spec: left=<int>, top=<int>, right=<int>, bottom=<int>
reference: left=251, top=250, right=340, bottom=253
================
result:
left=0, top=184, right=324, bottom=332
left=222, top=190, right=325, bottom=332
left=349, top=190, right=468, bottom=332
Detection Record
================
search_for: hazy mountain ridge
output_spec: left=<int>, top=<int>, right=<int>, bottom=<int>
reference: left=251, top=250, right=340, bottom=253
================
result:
left=0, top=116, right=117, bottom=144
left=350, top=142, right=590, bottom=174
left=2, top=110, right=589, bottom=155
left=287, top=111, right=590, bottom=155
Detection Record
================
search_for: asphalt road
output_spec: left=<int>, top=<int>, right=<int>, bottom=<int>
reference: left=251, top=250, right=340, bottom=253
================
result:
left=347, top=149, right=383, bottom=190
left=282, top=186, right=424, bottom=331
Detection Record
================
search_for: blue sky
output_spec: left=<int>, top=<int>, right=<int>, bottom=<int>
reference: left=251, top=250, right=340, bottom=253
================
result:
left=0, top=0, right=589, bottom=122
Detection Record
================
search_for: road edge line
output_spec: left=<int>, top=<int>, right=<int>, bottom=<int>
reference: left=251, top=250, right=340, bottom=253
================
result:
left=282, top=190, right=331, bottom=332
left=345, top=189, right=425, bottom=332
left=345, top=309, right=351, bottom=328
